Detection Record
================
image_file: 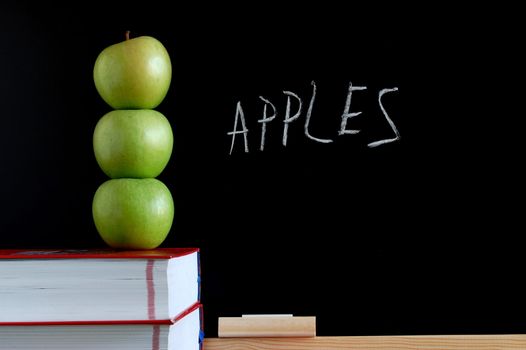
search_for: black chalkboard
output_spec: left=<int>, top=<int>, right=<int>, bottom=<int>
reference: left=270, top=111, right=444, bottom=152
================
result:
left=1, top=3, right=524, bottom=336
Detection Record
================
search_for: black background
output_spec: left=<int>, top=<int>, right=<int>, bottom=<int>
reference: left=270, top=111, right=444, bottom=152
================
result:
left=1, top=3, right=524, bottom=336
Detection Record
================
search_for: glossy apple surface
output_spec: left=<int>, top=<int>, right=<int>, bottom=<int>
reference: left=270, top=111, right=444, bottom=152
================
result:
left=92, top=178, right=174, bottom=249
left=93, top=109, right=173, bottom=178
left=93, top=35, right=172, bottom=109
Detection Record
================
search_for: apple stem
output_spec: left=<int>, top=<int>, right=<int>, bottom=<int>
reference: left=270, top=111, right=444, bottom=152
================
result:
left=125, top=31, right=130, bottom=41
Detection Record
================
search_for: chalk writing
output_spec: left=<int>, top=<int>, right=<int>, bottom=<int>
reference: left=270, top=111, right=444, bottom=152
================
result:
left=305, top=81, right=332, bottom=144
left=228, top=81, right=399, bottom=154
left=282, top=91, right=302, bottom=147
left=228, top=101, right=249, bottom=154
left=367, top=88, right=400, bottom=148
left=258, top=96, right=276, bottom=151
left=339, top=82, right=367, bottom=136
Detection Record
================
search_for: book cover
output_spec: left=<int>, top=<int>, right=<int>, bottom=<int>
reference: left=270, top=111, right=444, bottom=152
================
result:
left=0, top=247, right=198, bottom=259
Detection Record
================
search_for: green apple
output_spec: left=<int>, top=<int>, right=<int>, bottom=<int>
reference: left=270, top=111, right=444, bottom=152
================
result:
left=93, top=109, right=173, bottom=179
left=93, top=35, right=172, bottom=109
left=93, top=178, right=174, bottom=249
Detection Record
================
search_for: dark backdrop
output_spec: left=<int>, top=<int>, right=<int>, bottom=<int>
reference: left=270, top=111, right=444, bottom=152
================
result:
left=1, top=3, right=524, bottom=336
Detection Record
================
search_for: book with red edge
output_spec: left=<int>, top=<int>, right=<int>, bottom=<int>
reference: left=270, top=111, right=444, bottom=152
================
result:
left=0, top=248, right=201, bottom=323
left=0, top=302, right=204, bottom=350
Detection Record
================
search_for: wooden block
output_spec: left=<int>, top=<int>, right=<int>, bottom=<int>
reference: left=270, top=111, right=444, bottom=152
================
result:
left=205, top=334, right=526, bottom=350
left=218, top=315, right=316, bottom=337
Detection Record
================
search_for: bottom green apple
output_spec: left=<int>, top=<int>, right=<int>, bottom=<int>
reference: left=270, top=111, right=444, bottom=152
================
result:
left=93, top=178, right=174, bottom=249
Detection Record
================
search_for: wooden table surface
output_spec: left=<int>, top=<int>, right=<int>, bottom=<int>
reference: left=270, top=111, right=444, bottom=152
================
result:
left=204, top=335, right=526, bottom=349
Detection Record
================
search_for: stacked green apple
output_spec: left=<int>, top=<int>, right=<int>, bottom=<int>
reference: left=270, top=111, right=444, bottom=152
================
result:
left=92, top=33, right=174, bottom=249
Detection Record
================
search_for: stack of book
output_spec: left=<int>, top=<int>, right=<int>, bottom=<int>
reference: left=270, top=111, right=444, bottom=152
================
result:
left=0, top=248, right=202, bottom=350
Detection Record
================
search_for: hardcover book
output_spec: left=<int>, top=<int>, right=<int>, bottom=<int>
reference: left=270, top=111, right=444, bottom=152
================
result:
left=0, top=248, right=200, bottom=323
left=0, top=302, right=203, bottom=350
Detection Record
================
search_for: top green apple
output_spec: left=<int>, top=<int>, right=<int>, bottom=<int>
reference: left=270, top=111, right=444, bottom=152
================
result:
left=93, top=34, right=172, bottom=109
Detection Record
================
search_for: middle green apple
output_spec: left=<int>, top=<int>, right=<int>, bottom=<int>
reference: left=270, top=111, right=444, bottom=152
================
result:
left=93, top=109, right=173, bottom=178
